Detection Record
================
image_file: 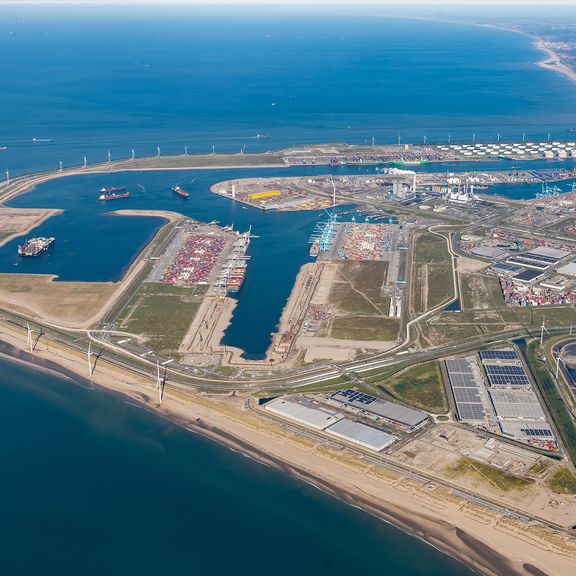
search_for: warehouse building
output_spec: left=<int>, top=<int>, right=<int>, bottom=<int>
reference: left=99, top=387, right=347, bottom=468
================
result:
left=265, top=397, right=342, bottom=430
left=329, top=389, right=428, bottom=430
left=325, top=419, right=396, bottom=452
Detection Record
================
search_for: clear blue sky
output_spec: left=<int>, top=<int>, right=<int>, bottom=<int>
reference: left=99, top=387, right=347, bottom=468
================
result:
left=0, top=1, right=570, bottom=5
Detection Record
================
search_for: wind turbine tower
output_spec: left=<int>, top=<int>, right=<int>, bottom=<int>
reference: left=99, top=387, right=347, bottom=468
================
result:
left=87, top=341, right=95, bottom=377
left=26, top=322, right=33, bottom=352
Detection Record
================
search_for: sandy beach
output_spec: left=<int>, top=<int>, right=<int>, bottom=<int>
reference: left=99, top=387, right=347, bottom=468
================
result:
left=0, top=318, right=574, bottom=576
left=535, top=39, right=576, bottom=84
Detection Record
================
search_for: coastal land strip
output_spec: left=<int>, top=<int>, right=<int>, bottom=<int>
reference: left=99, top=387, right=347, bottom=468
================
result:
left=0, top=325, right=573, bottom=576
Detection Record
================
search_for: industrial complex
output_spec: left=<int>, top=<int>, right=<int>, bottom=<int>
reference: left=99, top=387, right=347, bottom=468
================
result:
left=1, top=141, right=576, bottom=570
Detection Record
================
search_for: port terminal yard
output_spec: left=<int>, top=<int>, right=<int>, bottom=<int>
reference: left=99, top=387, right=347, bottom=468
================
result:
left=1, top=146, right=576, bottom=556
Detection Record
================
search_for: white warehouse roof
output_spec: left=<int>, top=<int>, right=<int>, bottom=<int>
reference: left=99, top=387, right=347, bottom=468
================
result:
left=325, top=418, right=396, bottom=451
left=265, top=397, right=342, bottom=430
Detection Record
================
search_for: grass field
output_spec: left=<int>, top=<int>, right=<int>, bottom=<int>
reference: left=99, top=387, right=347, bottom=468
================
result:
left=545, top=467, right=576, bottom=494
left=119, top=282, right=206, bottom=353
left=459, top=273, right=504, bottom=310
left=378, top=361, right=448, bottom=413
left=331, top=316, right=400, bottom=341
left=412, top=233, right=453, bottom=314
left=414, top=233, right=449, bottom=264
left=329, top=261, right=390, bottom=314
left=427, top=264, right=453, bottom=309
left=328, top=261, right=399, bottom=341
left=450, top=458, right=534, bottom=492
left=524, top=341, right=576, bottom=466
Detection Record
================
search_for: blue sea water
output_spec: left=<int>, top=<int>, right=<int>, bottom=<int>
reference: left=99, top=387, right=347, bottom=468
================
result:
left=1, top=6, right=575, bottom=574
left=0, top=357, right=473, bottom=576
left=1, top=5, right=576, bottom=177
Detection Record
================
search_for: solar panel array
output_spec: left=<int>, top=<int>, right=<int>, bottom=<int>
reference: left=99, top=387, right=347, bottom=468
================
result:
left=479, top=350, right=518, bottom=361
left=522, top=253, right=560, bottom=264
left=330, top=390, right=428, bottom=428
left=445, top=359, right=486, bottom=421
left=524, top=428, right=553, bottom=437
left=484, top=364, right=530, bottom=387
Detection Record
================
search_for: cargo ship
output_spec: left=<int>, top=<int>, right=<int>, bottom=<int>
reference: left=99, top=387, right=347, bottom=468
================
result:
left=391, top=159, right=429, bottom=166
left=171, top=185, right=190, bottom=199
left=225, top=231, right=251, bottom=294
left=309, top=238, right=320, bottom=257
left=18, top=236, right=55, bottom=257
left=99, top=187, right=131, bottom=201
left=226, top=262, right=248, bottom=293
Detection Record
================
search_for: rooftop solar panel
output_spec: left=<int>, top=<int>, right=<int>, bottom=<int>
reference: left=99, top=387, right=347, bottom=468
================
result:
left=485, top=365, right=525, bottom=376
left=479, top=350, right=518, bottom=361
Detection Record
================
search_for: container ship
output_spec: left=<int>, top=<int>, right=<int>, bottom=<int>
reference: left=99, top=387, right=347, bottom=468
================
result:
left=226, top=262, right=248, bottom=293
left=391, top=159, right=429, bottom=166
left=18, top=236, right=55, bottom=257
left=171, top=185, right=190, bottom=199
left=223, top=231, right=251, bottom=294
left=99, top=186, right=130, bottom=201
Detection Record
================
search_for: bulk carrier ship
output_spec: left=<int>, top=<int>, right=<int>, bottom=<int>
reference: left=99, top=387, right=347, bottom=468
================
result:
left=18, top=236, right=55, bottom=257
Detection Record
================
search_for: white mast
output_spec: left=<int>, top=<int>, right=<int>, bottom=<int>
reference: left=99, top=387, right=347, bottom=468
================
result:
left=87, top=341, right=94, bottom=376
left=26, top=322, right=33, bottom=352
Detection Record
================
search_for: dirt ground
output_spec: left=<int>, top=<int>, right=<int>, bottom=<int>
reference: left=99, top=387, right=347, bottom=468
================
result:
left=0, top=207, right=62, bottom=247
left=0, top=274, right=117, bottom=326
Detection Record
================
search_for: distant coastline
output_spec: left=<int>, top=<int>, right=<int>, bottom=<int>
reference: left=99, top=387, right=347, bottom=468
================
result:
left=393, top=14, right=576, bottom=86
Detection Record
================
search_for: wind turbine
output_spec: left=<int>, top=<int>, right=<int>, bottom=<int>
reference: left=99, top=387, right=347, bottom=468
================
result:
left=26, top=322, right=33, bottom=352
left=87, top=341, right=95, bottom=377
left=540, top=317, right=550, bottom=347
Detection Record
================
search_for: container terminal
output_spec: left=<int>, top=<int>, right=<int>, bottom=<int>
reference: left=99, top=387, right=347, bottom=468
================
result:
left=147, top=220, right=251, bottom=296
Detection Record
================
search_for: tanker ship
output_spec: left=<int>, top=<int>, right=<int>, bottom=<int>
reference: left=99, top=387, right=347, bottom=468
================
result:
left=171, top=185, right=190, bottom=199
left=18, top=236, right=55, bottom=257
left=99, top=186, right=130, bottom=201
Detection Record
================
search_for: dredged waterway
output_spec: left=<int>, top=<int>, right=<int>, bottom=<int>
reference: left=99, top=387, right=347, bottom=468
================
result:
left=3, top=157, right=576, bottom=358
